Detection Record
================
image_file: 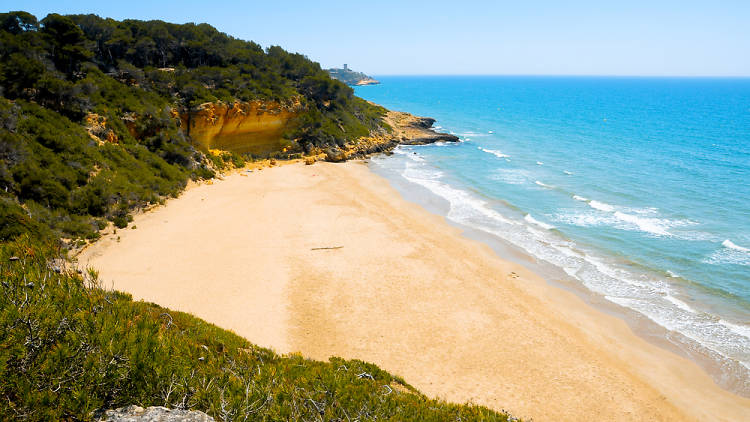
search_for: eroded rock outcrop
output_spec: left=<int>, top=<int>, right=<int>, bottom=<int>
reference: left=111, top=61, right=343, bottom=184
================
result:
left=181, top=98, right=456, bottom=162
left=322, top=110, right=460, bottom=162
left=182, top=99, right=304, bottom=155
left=85, top=113, right=119, bottom=145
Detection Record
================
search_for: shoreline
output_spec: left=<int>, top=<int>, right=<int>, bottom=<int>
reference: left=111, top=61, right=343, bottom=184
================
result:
left=368, top=155, right=750, bottom=397
left=77, top=160, right=750, bottom=421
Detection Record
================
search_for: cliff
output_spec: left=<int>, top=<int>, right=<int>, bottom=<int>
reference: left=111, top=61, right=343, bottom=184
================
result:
left=321, top=109, right=460, bottom=162
left=181, top=99, right=457, bottom=161
left=182, top=100, right=304, bottom=155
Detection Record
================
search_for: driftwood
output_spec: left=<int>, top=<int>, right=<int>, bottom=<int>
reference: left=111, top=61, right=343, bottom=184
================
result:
left=310, top=246, right=343, bottom=251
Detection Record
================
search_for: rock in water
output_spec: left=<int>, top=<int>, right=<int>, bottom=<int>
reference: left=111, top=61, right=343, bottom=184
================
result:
left=98, top=405, right=214, bottom=422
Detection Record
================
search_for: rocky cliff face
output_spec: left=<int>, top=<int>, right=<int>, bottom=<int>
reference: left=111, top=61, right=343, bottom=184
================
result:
left=182, top=100, right=304, bottom=155
left=321, top=110, right=460, bottom=162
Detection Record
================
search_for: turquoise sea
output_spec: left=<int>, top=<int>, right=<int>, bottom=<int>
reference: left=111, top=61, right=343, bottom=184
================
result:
left=355, top=76, right=750, bottom=394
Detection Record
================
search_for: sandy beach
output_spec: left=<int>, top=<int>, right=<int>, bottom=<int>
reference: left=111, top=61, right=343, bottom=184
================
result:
left=78, top=161, right=750, bottom=421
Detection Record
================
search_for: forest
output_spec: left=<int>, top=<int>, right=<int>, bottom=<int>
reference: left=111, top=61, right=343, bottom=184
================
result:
left=0, top=11, right=386, bottom=243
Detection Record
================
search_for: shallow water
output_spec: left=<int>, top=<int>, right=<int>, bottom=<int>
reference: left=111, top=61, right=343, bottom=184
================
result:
left=356, top=76, right=750, bottom=395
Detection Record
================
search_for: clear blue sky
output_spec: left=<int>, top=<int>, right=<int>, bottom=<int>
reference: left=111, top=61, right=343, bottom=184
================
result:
left=5, top=1, right=749, bottom=76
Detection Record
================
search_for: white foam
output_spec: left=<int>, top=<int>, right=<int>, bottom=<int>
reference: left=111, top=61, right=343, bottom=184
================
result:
left=564, top=170, right=574, bottom=175
left=720, top=320, right=750, bottom=339
left=563, top=267, right=580, bottom=278
left=490, top=168, right=529, bottom=185
left=589, top=200, right=615, bottom=212
left=706, top=247, right=750, bottom=266
left=613, top=211, right=671, bottom=236
left=573, top=195, right=588, bottom=202
left=664, top=295, right=696, bottom=313
left=379, top=157, right=750, bottom=380
left=488, top=130, right=494, bottom=134
left=401, top=167, right=518, bottom=226
left=667, top=270, right=680, bottom=278
left=524, top=214, right=555, bottom=230
left=723, top=239, right=750, bottom=253
left=534, top=180, right=553, bottom=188
left=478, top=147, right=509, bottom=158
left=460, top=131, right=488, bottom=137
left=536, top=161, right=544, bottom=165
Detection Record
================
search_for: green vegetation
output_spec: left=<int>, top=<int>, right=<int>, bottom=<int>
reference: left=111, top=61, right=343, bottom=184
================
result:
left=0, top=11, right=515, bottom=422
left=0, top=11, right=386, bottom=243
left=0, top=237, right=513, bottom=421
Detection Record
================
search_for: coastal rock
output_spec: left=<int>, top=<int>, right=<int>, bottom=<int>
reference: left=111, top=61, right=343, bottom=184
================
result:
left=354, top=77, right=380, bottom=86
left=408, top=117, right=436, bottom=129
left=324, top=147, right=348, bottom=162
left=98, top=405, right=214, bottom=422
left=401, top=132, right=460, bottom=145
left=382, top=110, right=460, bottom=147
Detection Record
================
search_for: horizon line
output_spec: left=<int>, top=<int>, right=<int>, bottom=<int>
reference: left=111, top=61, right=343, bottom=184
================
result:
left=363, top=73, right=750, bottom=79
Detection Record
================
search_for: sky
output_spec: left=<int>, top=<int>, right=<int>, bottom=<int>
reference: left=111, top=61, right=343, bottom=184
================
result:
left=4, top=1, right=750, bottom=76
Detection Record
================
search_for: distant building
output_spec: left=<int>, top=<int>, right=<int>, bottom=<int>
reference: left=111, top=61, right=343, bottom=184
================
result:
left=343, top=64, right=349, bottom=70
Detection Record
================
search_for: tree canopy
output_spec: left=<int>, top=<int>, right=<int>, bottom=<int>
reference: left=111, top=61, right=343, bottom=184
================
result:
left=0, top=11, right=386, bottom=243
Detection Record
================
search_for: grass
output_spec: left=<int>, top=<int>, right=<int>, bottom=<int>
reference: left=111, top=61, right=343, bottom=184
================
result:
left=0, top=236, right=516, bottom=421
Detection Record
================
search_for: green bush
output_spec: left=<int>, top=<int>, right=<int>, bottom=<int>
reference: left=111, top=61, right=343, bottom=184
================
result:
left=0, top=11, right=391, bottom=244
left=0, top=237, right=515, bottom=421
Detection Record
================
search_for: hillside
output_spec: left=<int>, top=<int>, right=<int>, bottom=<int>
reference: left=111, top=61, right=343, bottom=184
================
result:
left=0, top=11, right=513, bottom=422
left=0, top=11, right=389, bottom=244
left=0, top=235, right=513, bottom=421
left=327, top=65, right=380, bottom=86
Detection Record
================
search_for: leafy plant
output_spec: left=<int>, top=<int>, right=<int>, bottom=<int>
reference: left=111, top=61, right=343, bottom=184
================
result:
left=0, top=237, right=515, bottom=421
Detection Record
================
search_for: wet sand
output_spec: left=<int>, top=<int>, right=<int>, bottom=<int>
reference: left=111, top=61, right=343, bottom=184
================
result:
left=78, top=161, right=750, bottom=421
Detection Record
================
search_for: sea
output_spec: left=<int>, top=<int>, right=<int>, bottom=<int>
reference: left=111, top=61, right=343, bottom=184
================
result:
left=354, top=76, right=750, bottom=396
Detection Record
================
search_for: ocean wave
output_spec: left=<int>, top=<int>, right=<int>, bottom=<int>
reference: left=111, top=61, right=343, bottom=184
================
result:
left=477, top=147, right=509, bottom=158
left=524, top=214, right=555, bottom=230
left=705, top=244, right=750, bottom=266
left=572, top=198, right=684, bottom=237
left=613, top=211, right=671, bottom=236
left=536, top=161, right=544, bottom=165
left=723, top=239, right=750, bottom=253
left=589, top=200, right=615, bottom=212
left=459, top=131, right=489, bottom=137
left=534, top=180, right=554, bottom=189
left=564, top=170, right=574, bottom=175
left=401, top=164, right=518, bottom=226
left=664, top=294, right=696, bottom=313
left=376, top=157, right=750, bottom=387
left=489, top=168, right=530, bottom=185
left=720, top=320, right=750, bottom=339
left=555, top=209, right=696, bottom=238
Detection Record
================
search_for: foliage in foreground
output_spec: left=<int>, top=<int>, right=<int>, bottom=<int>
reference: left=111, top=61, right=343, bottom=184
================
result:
left=0, top=237, right=514, bottom=421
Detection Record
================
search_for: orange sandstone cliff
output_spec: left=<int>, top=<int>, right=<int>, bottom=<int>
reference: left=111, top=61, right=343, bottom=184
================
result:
left=182, top=99, right=304, bottom=155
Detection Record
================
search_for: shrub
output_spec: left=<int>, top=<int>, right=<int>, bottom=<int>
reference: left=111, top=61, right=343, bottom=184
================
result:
left=0, top=237, right=515, bottom=421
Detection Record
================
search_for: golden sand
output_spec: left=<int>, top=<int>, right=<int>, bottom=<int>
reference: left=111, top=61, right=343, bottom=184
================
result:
left=78, top=161, right=750, bottom=421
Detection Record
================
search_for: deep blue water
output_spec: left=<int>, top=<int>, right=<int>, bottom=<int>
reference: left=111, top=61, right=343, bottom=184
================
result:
left=355, top=76, right=750, bottom=392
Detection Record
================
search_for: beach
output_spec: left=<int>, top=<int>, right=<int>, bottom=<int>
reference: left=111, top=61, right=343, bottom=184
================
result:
left=77, top=161, right=750, bottom=421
